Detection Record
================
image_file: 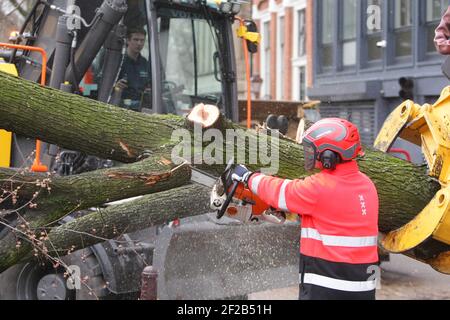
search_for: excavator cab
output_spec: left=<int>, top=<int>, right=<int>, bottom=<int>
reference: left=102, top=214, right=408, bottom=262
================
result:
left=2, top=0, right=240, bottom=168
left=74, top=0, right=238, bottom=119
left=0, top=0, right=288, bottom=301
left=153, top=2, right=234, bottom=117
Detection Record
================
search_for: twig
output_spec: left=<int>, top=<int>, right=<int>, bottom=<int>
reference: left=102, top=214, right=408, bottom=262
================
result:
left=5, top=0, right=28, bottom=17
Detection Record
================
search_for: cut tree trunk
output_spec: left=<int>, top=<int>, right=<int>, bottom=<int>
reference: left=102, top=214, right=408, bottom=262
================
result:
left=44, top=184, right=210, bottom=255
left=0, top=71, right=446, bottom=271
left=1, top=154, right=190, bottom=224
left=0, top=184, right=210, bottom=272
left=0, top=155, right=191, bottom=272
left=0, top=72, right=185, bottom=163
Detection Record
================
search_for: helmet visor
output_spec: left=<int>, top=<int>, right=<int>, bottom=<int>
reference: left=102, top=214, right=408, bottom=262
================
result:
left=303, top=140, right=317, bottom=171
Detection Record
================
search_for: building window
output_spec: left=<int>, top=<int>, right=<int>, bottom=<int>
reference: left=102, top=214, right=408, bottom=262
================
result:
left=277, top=16, right=285, bottom=100
left=341, top=0, right=357, bottom=67
left=320, top=103, right=376, bottom=145
left=394, top=0, right=413, bottom=57
left=366, top=0, right=383, bottom=62
left=293, top=6, right=307, bottom=102
left=320, top=0, right=334, bottom=69
left=299, top=66, right=307, bottom=101
left=298, top=9, right=306, bottom=57
left=425, top=0, right=448, bottom=53
left=263, top=21, right=271, bottom=99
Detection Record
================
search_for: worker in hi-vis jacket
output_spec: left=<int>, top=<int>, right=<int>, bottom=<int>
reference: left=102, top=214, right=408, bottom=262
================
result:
left=231, top=118, right=380, bottom=300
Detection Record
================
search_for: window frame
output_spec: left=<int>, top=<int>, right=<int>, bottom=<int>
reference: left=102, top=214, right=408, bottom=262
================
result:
left=292, top=1, right=308, bottom=101
left=338, top=0, right=358, bottom=70
left=295, top=8, right=307, bottom=59
left=299, top=65, right=307, bottom=101
left=276, top=13, right=285, bottom=100
left=315, top=0, right=362, bottom=74
left=260, top=15, right=272, bottom=99
left=317, top=0, right=336, bottom=74
left=148, top=2, right=237, bottom=118
left=361, top=0, right=384, bottom=69
left=418, top=0, right=449, bottom=62
left=388, top=0, right=414, bottom=64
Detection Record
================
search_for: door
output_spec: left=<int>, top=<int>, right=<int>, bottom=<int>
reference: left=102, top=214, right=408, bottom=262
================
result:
left=148, top=1, right=238, bottom=120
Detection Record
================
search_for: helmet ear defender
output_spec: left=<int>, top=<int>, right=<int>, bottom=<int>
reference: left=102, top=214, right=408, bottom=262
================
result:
left=301, top=118, right=363, bottom=171
left=319, top=150, right=341, bottom=170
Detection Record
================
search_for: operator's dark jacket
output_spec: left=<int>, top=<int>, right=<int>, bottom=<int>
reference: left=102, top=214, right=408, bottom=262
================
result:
left=118, top=53, right=151, bottom=111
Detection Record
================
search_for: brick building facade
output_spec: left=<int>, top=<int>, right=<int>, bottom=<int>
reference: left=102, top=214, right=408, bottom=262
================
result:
left=252, top=0, right=313, bottom=101
left=308, top=0, right=449, bottom=162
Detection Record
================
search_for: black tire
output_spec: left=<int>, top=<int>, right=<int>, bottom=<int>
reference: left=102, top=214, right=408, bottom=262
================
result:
left=0, top=261, right=73, bottom=300
left=66, top=247, right=111, bottom=300
left=0, top=247, right=110, bottom=300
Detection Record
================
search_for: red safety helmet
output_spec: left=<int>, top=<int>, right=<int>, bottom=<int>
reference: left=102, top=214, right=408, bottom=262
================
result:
left=302, top=118, right=364, bottom=171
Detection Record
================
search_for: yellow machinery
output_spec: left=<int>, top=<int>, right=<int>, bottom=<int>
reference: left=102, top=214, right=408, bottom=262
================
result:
left=374, top=87, right=450, bottom=274
left=0, top=43, right=48, bottom=172
left=0, top=58, right=18, bottom=168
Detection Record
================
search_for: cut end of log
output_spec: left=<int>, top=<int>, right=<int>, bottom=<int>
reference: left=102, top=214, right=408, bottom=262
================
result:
left=159, top=157, right=173, bottom=166
left=187, top=104, right=221, bottom=129
left=296, top=118, right=305, bottom=144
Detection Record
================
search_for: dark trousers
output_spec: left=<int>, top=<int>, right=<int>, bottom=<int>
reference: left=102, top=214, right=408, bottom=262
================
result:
left=299, top=283, right=376, bottom=300
left=299, top=254, right=377, bottom=300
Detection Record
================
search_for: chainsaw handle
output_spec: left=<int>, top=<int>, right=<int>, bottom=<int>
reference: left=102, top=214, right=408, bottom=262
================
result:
left=217, top=180, right=240, bottom=219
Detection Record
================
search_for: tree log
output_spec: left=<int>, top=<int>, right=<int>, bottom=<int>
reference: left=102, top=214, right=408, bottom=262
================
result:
left=0, top=71, right=440, bottom=231
left=0, top=155, right=191, bottom=272
left=0, top=184, right=210, bottom=272
left=0, top=71, right=184, bottom=163
left=44, top=184, right=210, bottom=255
left=1, top=154, right=190, bottom=223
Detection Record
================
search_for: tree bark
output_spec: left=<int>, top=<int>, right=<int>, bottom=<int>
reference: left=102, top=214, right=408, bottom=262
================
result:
left=0, top=71, right=440, bottom=231
left=0, top=71, right=446, bottom=271
left=0, top=155, right=191, bottom=272
left=0, top=72, right=185, bottom=163
left=0, top=184, right=210, bottom=272
left=44, top=184, right=210, bottom=255
left=1, top=154, right=191, bottom=224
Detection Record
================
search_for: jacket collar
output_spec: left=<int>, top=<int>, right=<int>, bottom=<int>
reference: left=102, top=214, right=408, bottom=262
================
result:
left=322, top=160, right=360, bottom=176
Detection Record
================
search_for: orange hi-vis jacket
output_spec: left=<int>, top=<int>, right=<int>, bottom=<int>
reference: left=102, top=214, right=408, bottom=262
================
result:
left=248, top=161, right=379, bottom=263
left=248, top=161, right=379, bottom=297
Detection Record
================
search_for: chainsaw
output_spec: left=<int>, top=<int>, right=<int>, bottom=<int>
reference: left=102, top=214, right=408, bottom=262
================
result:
left=191, top=162, right=286, bottom=225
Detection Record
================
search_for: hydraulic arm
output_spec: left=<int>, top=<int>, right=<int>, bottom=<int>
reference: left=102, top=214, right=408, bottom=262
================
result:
left=374, top=88, right=450, bottom=274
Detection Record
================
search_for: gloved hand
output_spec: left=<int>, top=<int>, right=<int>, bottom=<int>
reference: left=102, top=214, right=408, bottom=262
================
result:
left=230, top=165, right=254, bottom=185
left=435, top=6, right=450, bottom=55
